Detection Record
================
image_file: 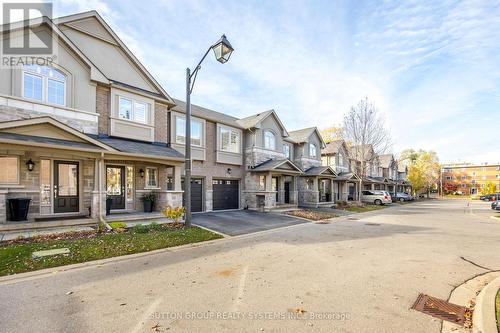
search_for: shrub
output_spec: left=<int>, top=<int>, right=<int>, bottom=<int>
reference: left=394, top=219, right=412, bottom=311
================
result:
left=109, top=221, right=127, bottom=230
left=141, top=193, right=156, bottom=203
left=161, top=206, right=185, bottom=223
left=132, top=224, right=150, bottom=234
left=148, top=222, right=163, bottom=231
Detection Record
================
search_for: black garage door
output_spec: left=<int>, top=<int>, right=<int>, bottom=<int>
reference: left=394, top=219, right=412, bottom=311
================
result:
left=213, top=179, right=239, bottom=210
left=182, top=178, right=203, bottom=212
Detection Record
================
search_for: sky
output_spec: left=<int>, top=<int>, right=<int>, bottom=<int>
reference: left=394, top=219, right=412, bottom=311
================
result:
left=5, top=0, right=500, bottom=164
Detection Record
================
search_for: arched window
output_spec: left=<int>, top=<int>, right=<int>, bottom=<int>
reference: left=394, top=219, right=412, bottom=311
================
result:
left=264, top=130, right=276, bottom=150
left=309, top=143, right=317, bottom=157
left=23, top=64, right=66, bottom=106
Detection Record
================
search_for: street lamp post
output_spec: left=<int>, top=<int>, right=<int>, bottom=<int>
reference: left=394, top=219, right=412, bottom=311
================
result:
left=184, top=35, right=234, bottom=227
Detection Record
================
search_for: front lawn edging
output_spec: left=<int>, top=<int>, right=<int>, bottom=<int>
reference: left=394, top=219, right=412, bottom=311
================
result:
left=472, top=274, right=500, bottom=333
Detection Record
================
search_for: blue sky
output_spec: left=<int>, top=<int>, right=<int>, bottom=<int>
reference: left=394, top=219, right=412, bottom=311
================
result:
left=26, top=1, right=500, bottom=162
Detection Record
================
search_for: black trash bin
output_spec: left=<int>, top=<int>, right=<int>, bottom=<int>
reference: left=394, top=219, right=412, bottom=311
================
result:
left=8, top=198, right=31, bottom=221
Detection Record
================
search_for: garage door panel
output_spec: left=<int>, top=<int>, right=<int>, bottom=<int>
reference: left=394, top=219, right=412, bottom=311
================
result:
left=213, top=179, right=239, bottom=210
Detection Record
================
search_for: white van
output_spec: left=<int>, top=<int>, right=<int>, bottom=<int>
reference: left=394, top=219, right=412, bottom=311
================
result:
left=361, top=190, right=392, bottom=205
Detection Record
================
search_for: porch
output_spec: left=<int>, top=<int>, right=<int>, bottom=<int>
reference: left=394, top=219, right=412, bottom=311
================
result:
left=334, top=172, right=362, bottom=202
left=298, top=166, right=337, bottom=208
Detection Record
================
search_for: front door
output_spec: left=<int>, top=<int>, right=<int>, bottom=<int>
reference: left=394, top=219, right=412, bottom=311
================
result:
left=284, top=182, right=290, bottom=204
left=106, top=166, right=126, bottom=210
left=54, top=161, right=79, bottom=213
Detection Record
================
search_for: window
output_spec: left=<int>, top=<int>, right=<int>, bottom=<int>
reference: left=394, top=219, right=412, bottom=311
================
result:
left=118, top=97, right=149, bottom=123
left=309, top=143, right=317, bottom=158
left=220, top=127, right=240, bottom=153
left=481, top=176, right=486, bottom=180
left=338, top=154, right=344, bottom=166
left=472, top=172, right=476, bottom=176
left=23, top=64, right=65, bottom=106
left=259, top=175, right=266, bottom=190
left=283, top=144, right=290, bottom=159
left=461, top=176, right=466, bottom=180
left=145, top=167, right=158, bottom=188
left=264, top=131, right=276, bottom=150
left=176, top=117, right=203, bottom=146
left=0, top=156, right=19, bottom=184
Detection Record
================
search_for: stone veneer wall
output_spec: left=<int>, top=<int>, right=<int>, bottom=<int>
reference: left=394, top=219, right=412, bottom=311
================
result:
left=0, top=105, right=98, bottom=134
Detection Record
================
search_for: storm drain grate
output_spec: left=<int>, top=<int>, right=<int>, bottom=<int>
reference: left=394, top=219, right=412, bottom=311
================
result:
left=411, top=293, right=468, bottom=326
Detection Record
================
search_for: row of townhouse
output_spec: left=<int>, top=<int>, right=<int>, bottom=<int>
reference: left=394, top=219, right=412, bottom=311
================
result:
left=0, top=11, right=410, bottom=224
left=321, top=140, right=411, bottom=200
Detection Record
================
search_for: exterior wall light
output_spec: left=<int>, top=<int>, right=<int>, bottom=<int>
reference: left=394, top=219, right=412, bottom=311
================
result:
left=26, top=159, right=35, bottom=171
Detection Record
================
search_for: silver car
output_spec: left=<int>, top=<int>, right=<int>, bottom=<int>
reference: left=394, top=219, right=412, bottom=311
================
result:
left=361, top=190, right=392, bottom=205
left=396, top=192, right=413, bottom=202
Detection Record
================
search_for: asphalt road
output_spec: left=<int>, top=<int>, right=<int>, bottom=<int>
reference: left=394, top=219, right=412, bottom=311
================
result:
left=1, top=199, right=499, bottom=333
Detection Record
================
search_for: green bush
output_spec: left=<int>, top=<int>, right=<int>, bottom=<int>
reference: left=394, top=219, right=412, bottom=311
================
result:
left=132, top=224, right=150, bottom=234
left=148, top=222, right=163, bottom=231
left=109, top=221, right=127, bottom=230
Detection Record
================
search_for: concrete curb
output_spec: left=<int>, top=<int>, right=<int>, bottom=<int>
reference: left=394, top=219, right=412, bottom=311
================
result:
left=473, top=275, right=500, bottom=333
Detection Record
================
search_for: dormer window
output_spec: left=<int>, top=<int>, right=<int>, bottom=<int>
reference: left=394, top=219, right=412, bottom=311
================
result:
left=309, top=143, right=317, bottom=158
left=264, top=131, right=276, bottom=150
left=23, top=64, right=66, bottom=106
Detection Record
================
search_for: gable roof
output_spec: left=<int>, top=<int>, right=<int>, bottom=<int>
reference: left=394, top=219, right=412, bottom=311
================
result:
left=303, top=166, right=337, bottom=177
left=55, top=11, right=175, bottom=105
left=0, top=117, right=115, bottom=151
left=0, top=16, right=108, bottom=84
left=236, top=110, right=289, bottom=136
left=288, top=127, right=326, bottom=147
left=335, top=172, right=361, bottom=181
left=379, top=154, right=394, bottom=168
left=322, top=139, right=346, bottom=155
left=251, top=159, right=302, bottom=173
left=171, top=99, right=242, bottom=128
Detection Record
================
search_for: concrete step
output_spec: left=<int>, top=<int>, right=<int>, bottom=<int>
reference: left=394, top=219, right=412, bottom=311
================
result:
left=0, top=218, right=97, bottom=232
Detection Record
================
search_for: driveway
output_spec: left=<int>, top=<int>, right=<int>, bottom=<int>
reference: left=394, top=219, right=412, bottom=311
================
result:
left=1, top=200, right=499, bottom=333
left=192, top=210, right=307, bottom=236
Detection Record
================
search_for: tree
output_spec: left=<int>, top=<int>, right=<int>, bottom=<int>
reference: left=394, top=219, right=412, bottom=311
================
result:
left=320, top=125, right=343, bottom=143
left=343, top=97, right=392, bottom=187
left=407, top=150, right=440, bottom=198
left=480, top=181, right=497, bottom=195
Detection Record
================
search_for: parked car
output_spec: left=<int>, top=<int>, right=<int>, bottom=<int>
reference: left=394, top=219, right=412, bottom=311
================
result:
left=494, top=202, right=500, bottom=211
left=361, top=190, right=392, bottom=205
left=492, top=201, right=499, bottom=210
left=395, top=192, right=413, bottom=202
left=481, top=193, right=500, bottom=201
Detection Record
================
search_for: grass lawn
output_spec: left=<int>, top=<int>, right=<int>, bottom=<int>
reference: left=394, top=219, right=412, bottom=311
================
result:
left=496, top=290, right=500, bottom=332
left=345, top=205, right=388, bottom=213
left=286, top=210, right=338, bottom=221
left=0, top=224, right=222, bottom=277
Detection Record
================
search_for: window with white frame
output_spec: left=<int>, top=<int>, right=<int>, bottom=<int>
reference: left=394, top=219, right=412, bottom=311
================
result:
left=0, top=156, right=19, bottom=184
left=264, top=131, right=276, bottom=150
left=176, top=116, right=202, bottom=146
left=309, top=143, right=317, bottom=158
left=118, top=97, right=149, bottom=124
left=338, top=153, right=344, bottom=166
left=259, top=175, right=266, bottom=190
left=23, top=64, right=66, bottom=106
left=283, top=144, right=290, bottom=159
left=220, top=127, right=240, bottom=153
left=145, top=167, right=158, bottom=188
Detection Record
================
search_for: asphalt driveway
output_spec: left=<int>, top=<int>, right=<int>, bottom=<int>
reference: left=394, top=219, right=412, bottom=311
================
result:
left=192, top=209, right=307, bottom=236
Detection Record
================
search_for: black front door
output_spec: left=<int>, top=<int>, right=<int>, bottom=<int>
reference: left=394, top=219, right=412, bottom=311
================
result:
left=106, top=166, right=125, bottom=210
left=54, top=161, right=79, bottom=213
left=284, top=182, right=290, bottom=204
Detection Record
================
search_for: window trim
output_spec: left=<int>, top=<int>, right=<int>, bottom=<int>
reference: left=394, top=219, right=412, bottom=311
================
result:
left=219, top=125, right=241, bottom=153
left=118, top=96, right=149, bottom=124
left=264, top=130, right=276, bottom=150
left=22, top=65, right=66, bottom=106
left=309, top=143, right=317, bottom=158
left=175, top=115, right=204, bottom=147
left=145, top=167, right=159, bottom=189
left=283, top=144, right=290, bottom=159
left=0, top=156, right=20, bottom=185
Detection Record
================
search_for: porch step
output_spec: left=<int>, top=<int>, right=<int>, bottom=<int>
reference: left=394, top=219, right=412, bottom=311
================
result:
left=317, top=202, right=337, bottom=208
left=270, top=204, right=300, bottom=213
left=0, top=218, right=98, bottom=233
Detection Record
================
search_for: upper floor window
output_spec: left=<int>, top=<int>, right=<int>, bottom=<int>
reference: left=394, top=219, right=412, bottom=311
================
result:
left=23, top=64, right=65, bottom=106
left=264, top=131, right=276, bottom=150
left=283, top=144, right=290, bottom=159
left=338, top=153, right=344, bottom=166
left=220, top=127, right=240, bottom=153
left=118, top=97, right=149, bottom=124
left=176, top=116, right=202, bottom=146
left=309, top=143, right=317, bottom=158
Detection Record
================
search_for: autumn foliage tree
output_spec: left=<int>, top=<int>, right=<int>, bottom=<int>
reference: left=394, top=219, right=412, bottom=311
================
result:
left=405, top=150, right=440, bottom=198
left=320, top=125, right=343, bottom=143
left=480, top=181, right=497, bottom=195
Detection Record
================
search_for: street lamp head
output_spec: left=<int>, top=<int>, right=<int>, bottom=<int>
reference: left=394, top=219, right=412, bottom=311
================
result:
left=212, top=34, right=234, bottom=63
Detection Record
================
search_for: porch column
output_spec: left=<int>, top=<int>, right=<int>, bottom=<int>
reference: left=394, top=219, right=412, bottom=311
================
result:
left=91, top=157, right=106, bottom=219
left=358, top=180, right=362, bottom=202
left=330, top=178, right=335, bottom=202
left=265, top=172, right=273, bottom=208
left=292, top=175, right=298, bottom=205
left=279, top=176, right=285, bottom=204
left=173, top=164, right=182, bottom=191
left=165, top=164, right=183, bottom=209
left=371, top=183, right=374, bottom=190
